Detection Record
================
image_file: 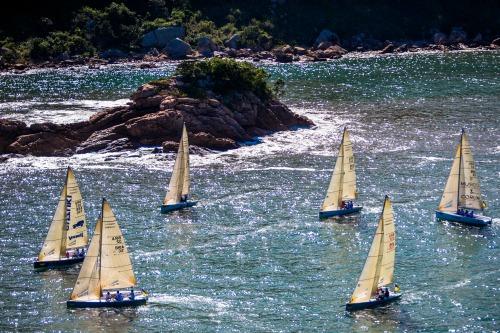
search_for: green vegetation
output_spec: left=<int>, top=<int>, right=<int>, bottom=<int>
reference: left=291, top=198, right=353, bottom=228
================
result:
left=0, top=1, right=498, bottom=64
left=174, top=58, right=275, bottom=99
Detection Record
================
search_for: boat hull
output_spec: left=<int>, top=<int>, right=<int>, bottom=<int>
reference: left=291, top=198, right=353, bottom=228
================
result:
left=435, top=211, right=492, bottom=227
left=346, top=294, right=401, bottom=311
left=67, top=296, right=147, bottom=309
left=34, top=256, right=84, bottom=270
left=319, top=206, right=362, bottom=219
left=161, top=201, right=197, bottom=213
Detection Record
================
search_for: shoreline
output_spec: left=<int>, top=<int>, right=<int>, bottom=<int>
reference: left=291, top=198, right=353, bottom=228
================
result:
left=2, top=43, right=499, bottom=75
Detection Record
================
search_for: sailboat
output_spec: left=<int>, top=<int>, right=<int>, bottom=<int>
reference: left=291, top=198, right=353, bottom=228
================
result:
left=34, top=167, right=88, bottom=270
left=346, top=195, right=401, bottom=311
left=436, top=129, right=492, bottom=227
left=67, top=198, right=147, bottom=308
left=161, top=123, right=197, bottom=213
left=319, top=127, right=362, bottom=219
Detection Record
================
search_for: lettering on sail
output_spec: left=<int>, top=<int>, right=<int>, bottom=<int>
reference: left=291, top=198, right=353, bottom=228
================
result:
left=69, top=232, right=83, bottom=241
left=114, top=245, right=125, bottom=254
left=65, top=196, right=72, bottom=230
left=75, top=200, right=83, bottom=214
left=112, top=236, right=122, bottom=244
left=73, top=220, right=84, bottom=229
left=387, top=232, right=395, bottom=251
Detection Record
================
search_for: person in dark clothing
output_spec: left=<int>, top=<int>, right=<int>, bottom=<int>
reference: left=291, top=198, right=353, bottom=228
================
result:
left=115, top=290, right=123, bottom=301
left=129, top=289, right=135, bottom=300
left=384, top=288, right=390, bottom=299
left=105, top=291, right=111, bottom=302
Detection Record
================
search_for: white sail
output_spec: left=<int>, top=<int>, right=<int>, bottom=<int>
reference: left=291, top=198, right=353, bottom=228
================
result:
left=321, top=128, right=357, bottom=211
left=459, top=132, right=483, bottom=210
left=65, top=167, right=88, bottom=249
left=164, top=124, right=190, bottom=205
left=38, top=185, right=67, bottom=261
left=349, top=196, right=395, bottom=304
left=100, top=199, right=136, bottom=291
left=70, top=218, right=102, bottom=301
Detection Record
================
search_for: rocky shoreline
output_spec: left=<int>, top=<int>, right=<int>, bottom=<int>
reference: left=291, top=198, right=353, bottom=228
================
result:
left=3, top=28, right=500, bottom=74
left=0, top=78, right=313, bottom=157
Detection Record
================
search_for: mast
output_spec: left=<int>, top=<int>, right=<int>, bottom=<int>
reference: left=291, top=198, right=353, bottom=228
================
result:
left=99, top=198, right=104, bottom=300
left=456, top=129, right=464, bottom=210
left=338, top=127, right=346, bottom=207
left=60, top=167, right=70, bottom=256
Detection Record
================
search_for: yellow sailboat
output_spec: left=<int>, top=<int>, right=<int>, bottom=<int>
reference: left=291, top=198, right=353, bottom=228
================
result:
left=34, top=167, right=88, bottom=270
left=436, top=129, right=492, bottom=226
left=161, top=123, right=197, bottom=213
left=67, top=198, right=147, bottom=308
left=319, top=127, right=362, bottom=218
left=346, top=195, right=401, bottom=311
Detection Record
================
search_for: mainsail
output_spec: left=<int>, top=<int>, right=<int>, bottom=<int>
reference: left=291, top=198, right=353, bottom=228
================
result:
left=65, top=168, right=88, bottom=249
left=70, top=199, right=137, bottom=301
left=164, top=124, right=190, bottom=205
left=100, top=199, right=136, bottom=291
left=349, top=196, right=395, bottom=304
left=321, top=128, right=357, bottom=211
left=38, top=167, right=88, bottom=261
left=438, top=129, right=485, bottom=212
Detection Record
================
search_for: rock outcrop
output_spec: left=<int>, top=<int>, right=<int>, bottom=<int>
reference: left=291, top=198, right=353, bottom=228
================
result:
left=0, top=79, right=313, bottom=156
left=141, top=26, right=186, bottom=49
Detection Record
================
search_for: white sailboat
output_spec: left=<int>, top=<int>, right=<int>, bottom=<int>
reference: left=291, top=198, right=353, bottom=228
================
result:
left=67, top=198, right=147, bottom=308
left=346, top=195, right=401, bottom=311
left=319, top=127, right=362, bottom=218
left=161, top=123, right=197, bottom=213
left=436, top=129, right=492, bottom=226
left=34, top=167, right=88, bottom=269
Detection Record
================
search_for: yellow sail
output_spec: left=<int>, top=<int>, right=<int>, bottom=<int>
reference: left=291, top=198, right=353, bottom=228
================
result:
left=438, top=130, right=485, bottom=212
left=70, top=218, right=102, bottom=301
left=459, top=132, right=483, bottom=210
left=100, top=199, right=136, bottom=291
left=438, top=144, right=461, bottom=212
left=65, top=167, right=88, bottom=249
left=321, top=128, right=357, bottom=211
left=38, top=185, right=67, bottom=261
left=349, top=196, right=395, bottom=304
left=164, top=124, right=190, bottom=205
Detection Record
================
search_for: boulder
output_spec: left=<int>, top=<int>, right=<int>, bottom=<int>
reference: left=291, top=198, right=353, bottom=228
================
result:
left=394, top=44, right=408, bottom=52
left=99, top=49, right=128, bottom=59
left=190, top=132, right=238, bottom=150
left=226, top=34, right=241, bottom=49
left=7, top=132, right=78, bottom=156
left=314, top=29, right=339, bottom=47
left=164, top=38, right=192, bottom=59
left=274, top=51, right=294, bottom=63
left=197, top=36, right=218, bottom=57
left=141, top=26, right=185, bottom=49
left=449, top=27, right=467, bottom=44
left=293, top=46, right=307, bottom=55
left=433, top=32, right=447, bottom=45
left=317, top=41, right=333, bottom=50
left=491, top=37, right=500, bottom=46
left=380, top=43, right=395, bottom=54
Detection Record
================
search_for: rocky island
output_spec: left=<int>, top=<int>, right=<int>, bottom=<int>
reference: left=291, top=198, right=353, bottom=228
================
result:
left=0, top=58, right=313, bottom=156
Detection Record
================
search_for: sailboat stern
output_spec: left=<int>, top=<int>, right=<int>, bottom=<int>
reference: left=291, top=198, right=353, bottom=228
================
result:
left=346, top=293, right=402, bottom=311
left=319, top=206, right=362, bottom=219
left=160, top=201, right=197, bottom=213
left=435, top=210, right=492, bottom=227
left=34, top=256, right=85, bottom=270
